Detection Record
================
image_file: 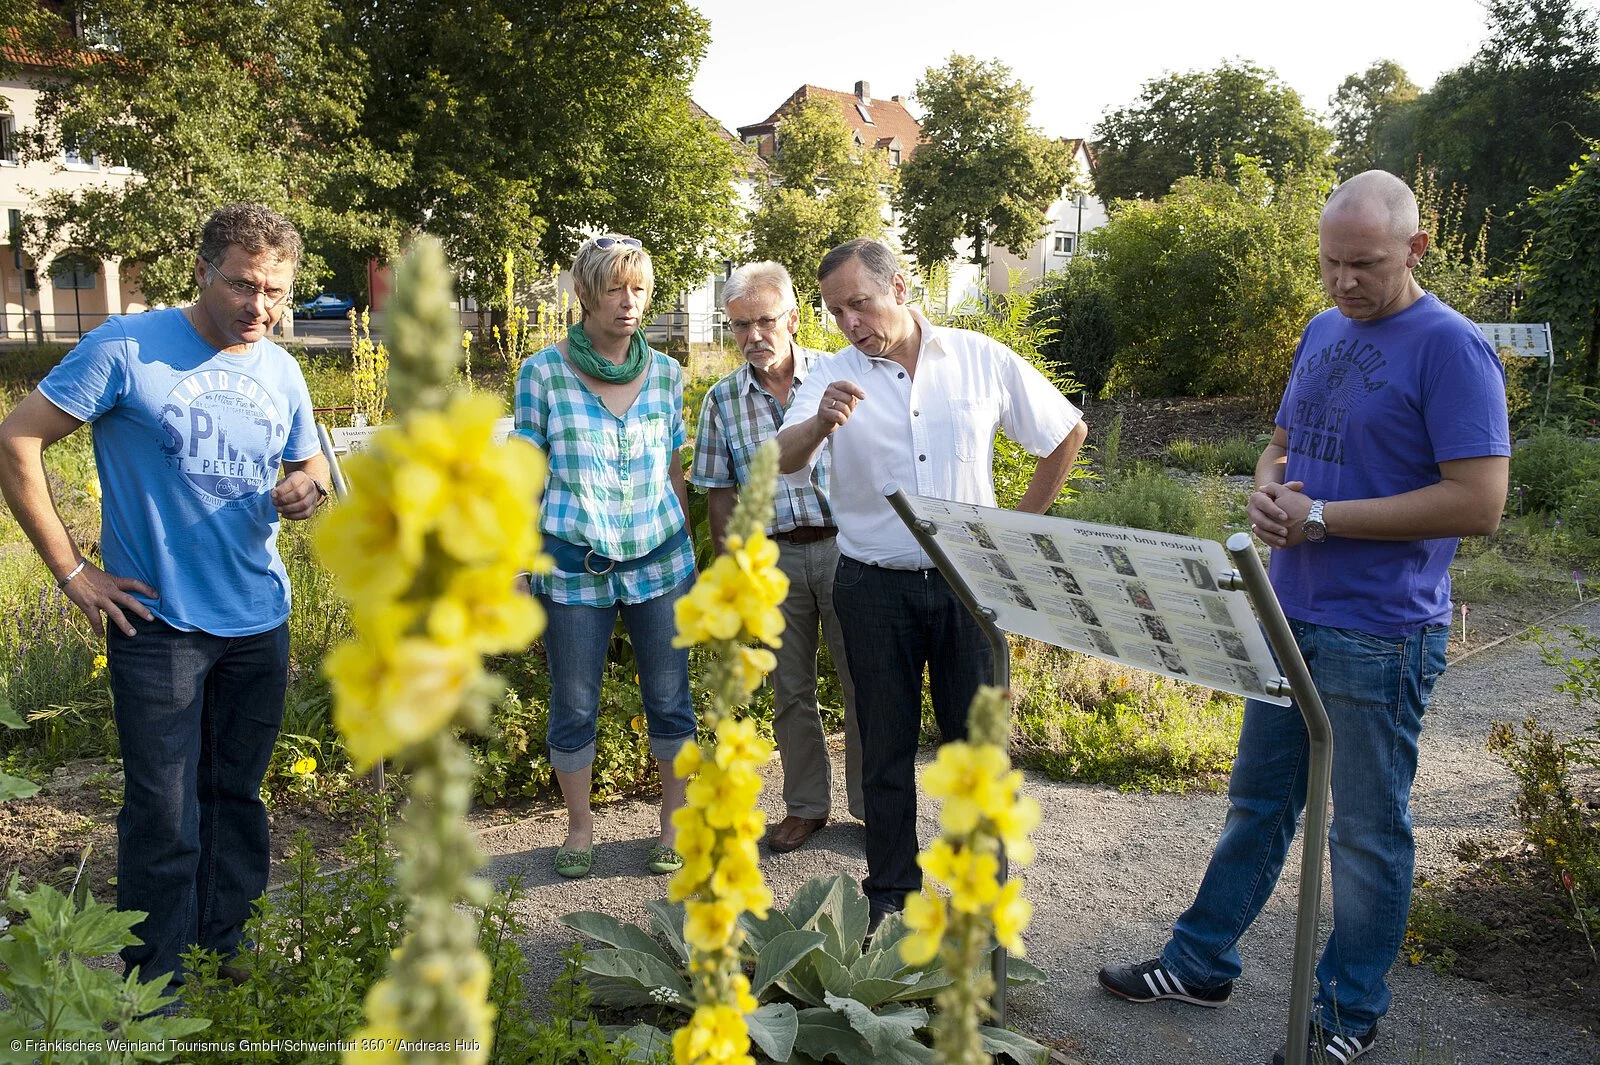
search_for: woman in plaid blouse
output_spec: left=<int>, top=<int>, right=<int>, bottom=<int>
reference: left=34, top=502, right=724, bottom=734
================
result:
left=512, top=236, right=698, bottom=879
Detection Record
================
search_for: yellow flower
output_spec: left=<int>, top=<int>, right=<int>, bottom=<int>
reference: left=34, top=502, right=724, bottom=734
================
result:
left=92, top=653, right=107, bottom=677
left=991, top=878, right=1033, bottom=955
left=922, top=742, right=1011, bottom=834
left=710, top=841, right=772, bottom=918
left=899, top=888, right=948, bottom=966
left=326, top=636, right=482, bottom=770
left=991, top=788, right=1041, bottom=866
left=729, top=973, right=759, bottom=1014
left=684, top=899, right=740, bottom=953
left=935, top=845, right=1001, bottom=915
left=673, top=1004, right=753, bottom=1065
left=671, top=533, right=789, bottom=650
left=713, top=716, right=772, bottom=771
left=428, top=564, right=545, bottom=654
left=687, top=764, right=764, bottom=830
left=728, top=646, right=777, bottom=698
left=675, top=740, right=703, bottom=778
left=291, top=756, right=317, bottom=776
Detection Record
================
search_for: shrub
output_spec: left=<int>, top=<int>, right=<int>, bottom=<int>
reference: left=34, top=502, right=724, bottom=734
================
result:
left=1451, top=547, right=1526, bottom=602
left=1054, top=464, right=1203, bottom=536
left=1162, top=435, right=1260, bottom=475
left=1034, top=263, right=1116, bottom=400
left=1510, top=429, right=1600, bottom=514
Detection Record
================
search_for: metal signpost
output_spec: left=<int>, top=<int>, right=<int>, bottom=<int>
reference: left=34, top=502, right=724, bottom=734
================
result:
left=887, top=489, right=1332, bottom=1065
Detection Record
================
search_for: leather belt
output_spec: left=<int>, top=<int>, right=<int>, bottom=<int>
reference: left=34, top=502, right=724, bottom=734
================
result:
left=545, top=525, right=689, bottom=576
left=773, top=525, right=838, bottom=545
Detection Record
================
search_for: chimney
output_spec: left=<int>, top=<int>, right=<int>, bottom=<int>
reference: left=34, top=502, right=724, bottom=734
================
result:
left=855, top=80, right=871, bottom=104
left=891, top=95, right=902, bottom=103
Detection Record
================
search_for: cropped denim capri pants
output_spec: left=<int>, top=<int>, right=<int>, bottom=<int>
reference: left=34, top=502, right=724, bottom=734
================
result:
left=538, top=576, right=697, bottom=772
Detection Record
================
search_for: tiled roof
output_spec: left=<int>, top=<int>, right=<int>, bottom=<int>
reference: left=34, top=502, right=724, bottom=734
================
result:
left=690, top=99, right=767, bottom=174
left=736, top=83, right=922, bottom=164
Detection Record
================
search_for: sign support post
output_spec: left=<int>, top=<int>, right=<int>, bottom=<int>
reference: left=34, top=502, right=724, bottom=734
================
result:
left=1220, top=532, right=1332, bottom=1065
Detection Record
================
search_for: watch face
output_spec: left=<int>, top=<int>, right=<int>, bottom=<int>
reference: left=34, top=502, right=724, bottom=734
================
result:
left=1305, top=522, right=1326, bottom=543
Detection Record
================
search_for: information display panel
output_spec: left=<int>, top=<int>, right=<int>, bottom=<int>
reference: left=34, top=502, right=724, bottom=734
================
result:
left=906, top=493, right=1289, bottom=705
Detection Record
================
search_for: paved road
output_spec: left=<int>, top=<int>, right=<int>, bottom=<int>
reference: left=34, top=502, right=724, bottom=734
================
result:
left=476, top=606, right=1600, bottom=1064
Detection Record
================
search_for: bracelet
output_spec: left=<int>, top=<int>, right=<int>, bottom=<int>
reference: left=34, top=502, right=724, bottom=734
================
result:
left=312, top=479, right=331, bottom=507
left=57, top=559, right=87, bottom=589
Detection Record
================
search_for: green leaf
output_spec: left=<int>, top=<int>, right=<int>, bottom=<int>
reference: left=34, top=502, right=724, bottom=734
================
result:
left=753, top=928, right=827, bottom=998
left=582, top=947, right=690, bottom=1006
left=740, top=905, right=797, bottom=955
left=0, top=685, right=22, bottom=730
left=0, top=769, right=39, bottom=803
left=604, top=1023, right=672, bottom=1061
left=558, top=911, right=677, bottom=969
left=646, top=898, right=689, bottom=963
left=786, top=874, right=842, bottom=929
left=745, top=1001, right=799, bottom=1062
left=980, top=1024, right=1051, bottom=1065
left=1006, top=955, right=1050, bottom=986
left=810, top=944, right=855, bottom=998
left=825, top=994, right=928, bottom=1056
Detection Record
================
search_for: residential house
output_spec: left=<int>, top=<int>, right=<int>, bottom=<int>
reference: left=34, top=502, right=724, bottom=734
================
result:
left=736, top=80, right=921, bottom=172
left=1, top=26, right=144, bottom=342
left=985, top=138, right=1107, bottom=294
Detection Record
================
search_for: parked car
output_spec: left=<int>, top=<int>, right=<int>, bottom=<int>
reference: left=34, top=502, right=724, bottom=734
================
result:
left=294, top=292, right=356, bottom=319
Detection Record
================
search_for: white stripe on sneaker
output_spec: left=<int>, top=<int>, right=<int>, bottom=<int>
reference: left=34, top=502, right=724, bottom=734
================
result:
left=1170, top=973, right=1189, bottom=996
left=1143, top=972, right=1162, bottom=996
left=1326, top=1035, right=1356, bottom=1064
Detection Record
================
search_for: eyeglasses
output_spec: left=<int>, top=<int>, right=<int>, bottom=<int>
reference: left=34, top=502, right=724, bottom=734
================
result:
left=202, top=255, right=292, bottom=308
left=728, top=312, right=793, bottom=333
left=590, top=236, right=643, bottom=250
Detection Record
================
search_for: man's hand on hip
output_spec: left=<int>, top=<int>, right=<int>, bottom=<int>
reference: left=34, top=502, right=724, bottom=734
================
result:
left=1249, top=480, right=1311, bottom=548
left=63, top=561, right=157, bottom=638
left=272, top=470, right=325, bottom=520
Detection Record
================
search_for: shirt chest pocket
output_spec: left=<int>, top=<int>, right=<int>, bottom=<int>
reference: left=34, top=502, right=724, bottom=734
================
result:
left=950, top=398, right=999, bottom=462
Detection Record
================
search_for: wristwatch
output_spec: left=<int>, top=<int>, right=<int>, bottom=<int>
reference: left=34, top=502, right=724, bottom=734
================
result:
left=1303, top=499, right=1328, bottom=543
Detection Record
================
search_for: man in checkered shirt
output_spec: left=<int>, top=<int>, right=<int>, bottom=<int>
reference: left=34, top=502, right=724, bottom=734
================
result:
left=691, top=261, right=861, bottom=854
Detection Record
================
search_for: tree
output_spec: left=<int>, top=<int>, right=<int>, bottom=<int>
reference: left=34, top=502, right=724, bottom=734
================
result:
left=19, top=0, right=406, bottom=303
left=344, top=0, right=741, bottom=306
left=1092, top=60, right=1333, bottom=203
left=1328, top=60, right=1421, bottom=180
left=1521, top=146, right=1600, bottom=383
left=1033, top=260, right=1117, bottom=399
left=1401, top=0, right=1600, bottom=261
left=747, top=99, right=889, bottom=302
left=894, top=55, right=1074, bottom=272
left=1083, top=161, right=1328, bottom=402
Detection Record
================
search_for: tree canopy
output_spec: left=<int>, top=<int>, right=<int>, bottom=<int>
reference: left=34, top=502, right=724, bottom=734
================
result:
left=1521, top=145, right=1600, bottom=382
left=1328, top=60, right=1421, bottom=180
left=1091, top=60, right=1333, bottom=204
left=11, top=0, right=742, bottom=306
left=894, top=54, right=1074, bottom=272
left=1082, top=161, right=1329, bottom=402
left=747, top=99, right=889, bottom=302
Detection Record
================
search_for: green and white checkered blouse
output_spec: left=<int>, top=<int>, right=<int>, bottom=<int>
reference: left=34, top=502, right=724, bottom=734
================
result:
left=513, top=345, right=695, bottom=606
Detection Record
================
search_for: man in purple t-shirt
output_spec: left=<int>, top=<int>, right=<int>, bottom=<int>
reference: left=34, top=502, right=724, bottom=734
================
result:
left=1098, top=171, right=1510, bottom=1064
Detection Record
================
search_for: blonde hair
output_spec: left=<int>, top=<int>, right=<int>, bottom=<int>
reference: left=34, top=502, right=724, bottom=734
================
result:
left=571, top=235, right=654, bottom=319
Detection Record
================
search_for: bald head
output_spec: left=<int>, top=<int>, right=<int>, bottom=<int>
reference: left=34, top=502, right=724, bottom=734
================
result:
left=1323, top=170, right=1420, bottom=242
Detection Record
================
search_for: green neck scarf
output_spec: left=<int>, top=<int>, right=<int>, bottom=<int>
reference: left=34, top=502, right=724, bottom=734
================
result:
left=567, top=322, right=649, bottom=383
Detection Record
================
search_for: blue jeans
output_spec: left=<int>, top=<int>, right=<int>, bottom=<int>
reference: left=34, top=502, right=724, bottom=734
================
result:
left=106, top=618, right=289, bottom=988
left=832, top=556, right=994, bottom=914
left=539, top=578, right=697, bottom=772
left=1161, top=619, right=1449, bottom=1037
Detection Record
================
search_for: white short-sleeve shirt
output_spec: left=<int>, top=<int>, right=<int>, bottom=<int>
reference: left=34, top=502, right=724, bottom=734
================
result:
left=785, top=308, right=1082, bottom=569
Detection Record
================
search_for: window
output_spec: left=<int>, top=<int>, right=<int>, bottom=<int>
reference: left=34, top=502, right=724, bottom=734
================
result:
left=889, top=147, right=901, bottom=166
left=50, top=257, right=98, bottom=291
left=62, top=141, right=97, bottom=169
left=0, top=117, right=14, bottom=164
left=855, top=103, right=874, bottom=125
left=1053, top=232, right=1076, bottom=255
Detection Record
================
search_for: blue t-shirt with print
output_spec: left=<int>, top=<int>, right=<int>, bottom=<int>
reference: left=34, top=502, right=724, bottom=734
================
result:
left=39, top=308, right=320, bottom=637
left=1269, top=293, right=1510, bottom=637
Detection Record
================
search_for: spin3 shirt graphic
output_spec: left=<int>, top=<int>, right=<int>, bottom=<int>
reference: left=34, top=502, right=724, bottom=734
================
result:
left=39, top=309, right=319, bottom=637
left=1268, top=294, right=1511, bottom=637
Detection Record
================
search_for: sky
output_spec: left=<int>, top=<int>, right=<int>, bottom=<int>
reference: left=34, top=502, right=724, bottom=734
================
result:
left=688, top=0, right=1512, bottom=140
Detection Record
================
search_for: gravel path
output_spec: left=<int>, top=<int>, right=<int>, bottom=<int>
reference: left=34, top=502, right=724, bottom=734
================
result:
left=477, top=604, right=1600, bottom=1065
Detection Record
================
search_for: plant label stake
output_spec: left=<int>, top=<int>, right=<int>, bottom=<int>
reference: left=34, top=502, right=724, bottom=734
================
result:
left=1459, top=603, right=1469, bottom=645
left=1576, top=570, right=1585, bottom=603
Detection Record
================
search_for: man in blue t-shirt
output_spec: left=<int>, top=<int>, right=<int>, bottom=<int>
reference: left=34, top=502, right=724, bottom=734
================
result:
left=0, top=204, right=331, bottom=995
left=1098, top=171, right=1510, bottom=1064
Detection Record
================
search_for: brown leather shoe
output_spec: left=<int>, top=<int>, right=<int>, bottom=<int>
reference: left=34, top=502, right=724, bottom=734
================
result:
left=768, top=814, right=828, bottom=853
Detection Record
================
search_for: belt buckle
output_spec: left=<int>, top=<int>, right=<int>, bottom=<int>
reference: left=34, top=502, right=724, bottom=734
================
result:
left=583, top=549, right=616, bottom=576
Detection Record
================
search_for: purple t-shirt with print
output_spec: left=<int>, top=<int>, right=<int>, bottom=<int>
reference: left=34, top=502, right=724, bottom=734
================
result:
left=1269, top=293, right=1510, bottom=637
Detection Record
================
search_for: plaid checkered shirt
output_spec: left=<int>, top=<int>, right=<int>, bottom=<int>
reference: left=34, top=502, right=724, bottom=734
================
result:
left=689, top=346, right=834, bottom=533
left=513, top=345, right=696, bottom=606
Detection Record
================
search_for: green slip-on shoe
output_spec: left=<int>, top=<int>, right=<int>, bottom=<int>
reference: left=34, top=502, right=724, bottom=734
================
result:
left=645, top=844, right=683, bottom=875
left=555, top=843, right=595, bottom=879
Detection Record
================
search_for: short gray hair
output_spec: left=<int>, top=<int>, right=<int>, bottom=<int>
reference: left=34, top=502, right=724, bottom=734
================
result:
left=199, top=203, right=302, bottom=267
left=723, top=261, right=796, bottom=310
left=817, top=238, right=899, bottom=291
left=1324, top=170, right=1420, bottom=240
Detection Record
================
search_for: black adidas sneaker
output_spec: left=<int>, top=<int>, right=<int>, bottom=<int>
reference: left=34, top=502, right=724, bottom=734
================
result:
left=1097, top=958, right=1233, bottom=1007
left=1271, top=1021, right=1377, bottom=1065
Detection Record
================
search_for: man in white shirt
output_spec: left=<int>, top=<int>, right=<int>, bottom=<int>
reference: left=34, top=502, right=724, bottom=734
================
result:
left=776, top=238, right=1087, bottom=929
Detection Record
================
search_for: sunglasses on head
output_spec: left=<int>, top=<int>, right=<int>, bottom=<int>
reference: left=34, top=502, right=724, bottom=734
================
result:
left=591, top=236, right=643, bottom=250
